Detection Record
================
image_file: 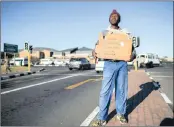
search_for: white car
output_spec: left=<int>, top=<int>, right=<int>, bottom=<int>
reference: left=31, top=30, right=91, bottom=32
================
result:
left=136, top=53, right=160, bottom=68
left=54, top=60, right=65, bottom=66
left=95, top=58, right=104, bottom=73
left=95, top=58, right=134, bottom=73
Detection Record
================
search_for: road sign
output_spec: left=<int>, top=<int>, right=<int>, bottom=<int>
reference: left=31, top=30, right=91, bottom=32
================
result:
left=25, top=42, right=29, bottom=50
left=4, top=43, right=18, bottom=53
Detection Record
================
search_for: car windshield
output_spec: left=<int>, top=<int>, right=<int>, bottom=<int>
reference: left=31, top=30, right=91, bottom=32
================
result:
left=140, top=55, right=145, bottom=58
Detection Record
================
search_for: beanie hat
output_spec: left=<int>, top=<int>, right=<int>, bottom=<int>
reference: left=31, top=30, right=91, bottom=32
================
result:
left=109, top=9, right=121, bottom=23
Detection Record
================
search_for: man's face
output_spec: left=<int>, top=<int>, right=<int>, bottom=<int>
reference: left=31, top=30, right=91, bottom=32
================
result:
left=109, top=13, right=119, bottom=25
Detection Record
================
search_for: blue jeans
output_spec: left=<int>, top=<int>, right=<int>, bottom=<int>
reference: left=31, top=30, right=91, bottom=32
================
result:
left=97, top=61, right=128, bottom=120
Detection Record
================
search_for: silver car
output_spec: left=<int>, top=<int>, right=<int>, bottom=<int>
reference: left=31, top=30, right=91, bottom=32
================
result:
left=69, top=58, right=91, bottom=70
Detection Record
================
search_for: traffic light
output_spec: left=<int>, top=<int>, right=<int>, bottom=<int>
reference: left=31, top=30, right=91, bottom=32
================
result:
left=132, top=37, right=136, bottom=44
left=132, top=36, right=140, bottom=48
left=25, top=43, right=28, bottom=50
left=29, top=45, right=33, bottom=53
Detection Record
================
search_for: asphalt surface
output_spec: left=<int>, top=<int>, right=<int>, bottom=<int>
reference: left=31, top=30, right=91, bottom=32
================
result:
left=1, top=64, right=173, bottom=126
left=145, top=62, right=173, bottom=104
left=1, top=67, right=103, bottom=126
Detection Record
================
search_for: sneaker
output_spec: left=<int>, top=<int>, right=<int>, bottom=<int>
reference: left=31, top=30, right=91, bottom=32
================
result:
left=116, top=114, right=127, bottom=124
left=91, top=120, right=107, bottom=126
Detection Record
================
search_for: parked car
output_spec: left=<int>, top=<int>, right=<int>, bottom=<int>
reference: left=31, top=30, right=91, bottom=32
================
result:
left=40, top=59, right=53, bottom=66
left=95, top=58, right=104, bottom=73
left=68, top=58, right=91, bottom=70
left=136, top=53, right=160, bottom=68
left=54, top=59, right=64, bottom=66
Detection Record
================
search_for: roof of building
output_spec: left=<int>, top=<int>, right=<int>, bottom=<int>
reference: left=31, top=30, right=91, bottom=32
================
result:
left=19, top=47, right=59, bottom=52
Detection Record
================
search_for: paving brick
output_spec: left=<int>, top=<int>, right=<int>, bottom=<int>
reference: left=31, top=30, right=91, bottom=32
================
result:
left=138, top=121, right=146, bottom=126
left=131, top=112, right=138, bottom=119
left=129, top=118, right=138, bottom=124
left=106, top=71, right=174, bottom=127
left=107, top=120, right=121, bottom=126
left=129, top=123, right=138, bottom=126
left=137, top=107, right=144, bottom=113
left=145, top=118, right=154, bottom=126
left=138, top=115, right=145, bottom=122
left=153, top=118, right=161, bottom=126
left=121, top=123, right=130, bottom=126
left=145, top=113, right=153, bottom=120
left=152, top=114, right=160, bottom=119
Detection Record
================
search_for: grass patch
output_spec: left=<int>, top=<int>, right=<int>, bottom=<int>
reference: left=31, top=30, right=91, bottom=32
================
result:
left=1, top=66, right=28, bottom=74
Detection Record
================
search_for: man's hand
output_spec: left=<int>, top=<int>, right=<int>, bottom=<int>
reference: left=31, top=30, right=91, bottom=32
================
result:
left=92, top=50, right=97, bottom=59
left=92, top=41, right=99, bottom=59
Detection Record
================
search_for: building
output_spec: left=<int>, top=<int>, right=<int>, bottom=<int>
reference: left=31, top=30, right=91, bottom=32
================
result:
left=53, top=47, right=95, bottom=64
left=19, top=47, right=59, bottom=59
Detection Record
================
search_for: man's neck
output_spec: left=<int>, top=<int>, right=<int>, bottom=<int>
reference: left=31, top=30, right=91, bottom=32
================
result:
left=110, top=25, right=119, bottom=30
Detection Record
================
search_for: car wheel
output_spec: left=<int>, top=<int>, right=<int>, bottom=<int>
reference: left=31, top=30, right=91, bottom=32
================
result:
left=88, top=65, right=91, bottom=70
left=69, top=68, right=73, bottom=70
left=150, top=62, right=154, bottom=68
left=96, top=71, right=100, bottom=73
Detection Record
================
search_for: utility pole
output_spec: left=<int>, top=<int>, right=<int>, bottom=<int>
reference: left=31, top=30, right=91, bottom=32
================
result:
left=25, top=42, right=31, bottom=72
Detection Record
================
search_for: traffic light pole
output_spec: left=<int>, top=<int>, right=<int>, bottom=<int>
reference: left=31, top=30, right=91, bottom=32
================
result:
left=28, top=50, right=31, bottom=72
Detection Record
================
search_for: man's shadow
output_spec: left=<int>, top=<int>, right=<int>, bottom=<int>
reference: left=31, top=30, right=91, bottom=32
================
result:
left=160, top=118, right=174, bottom=126
left=107, top=81, right=160, bottom=122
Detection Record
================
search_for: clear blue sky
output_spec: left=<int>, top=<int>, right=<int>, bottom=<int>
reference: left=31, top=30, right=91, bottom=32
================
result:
left=1, top=1, right=173, bottom=58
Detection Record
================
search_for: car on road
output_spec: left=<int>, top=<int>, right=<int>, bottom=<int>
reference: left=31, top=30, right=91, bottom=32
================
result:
left=54, top=59, right=66, bottom=66
left=68, top=58, right=91, bottom=70
left=95, top=58, right=134, bottom=73
left=136, top=53, right=160, bottom=68
left=40, top=59, right=53, bottom=66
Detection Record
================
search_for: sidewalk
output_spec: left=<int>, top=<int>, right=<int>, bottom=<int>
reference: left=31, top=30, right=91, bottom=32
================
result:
left=1, top=67, right=45, bottom=80
left=94, top=70, right=173, bottom=126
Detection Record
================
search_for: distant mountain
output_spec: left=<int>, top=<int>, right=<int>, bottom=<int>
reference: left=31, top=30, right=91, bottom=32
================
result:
left=19, top=47, right=59, bottom=52
left=19, top=46, right=93, bottom=52
left=61, top=47, right=93, bottom=52
left=78, top=47, right=93, bottom=51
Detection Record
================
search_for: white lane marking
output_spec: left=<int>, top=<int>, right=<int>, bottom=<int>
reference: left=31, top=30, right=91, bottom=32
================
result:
left=1, top=73, right=84, bottom=95
left=149, top=72, right=172, bottom=73
left=146, top=72, right=150, bottom=75
left=151, top=76, right=173, bottom=78
left=150, top=77, right=153, bottom=80
left=160, top=93, right=172, bottom=104
left=80, top=106, right=99, bottom=126
left=33, top=74, right=103, bottom=77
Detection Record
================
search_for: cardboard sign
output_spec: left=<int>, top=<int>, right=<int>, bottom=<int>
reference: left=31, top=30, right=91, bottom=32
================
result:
left=95, top=31, right=133, bottom=61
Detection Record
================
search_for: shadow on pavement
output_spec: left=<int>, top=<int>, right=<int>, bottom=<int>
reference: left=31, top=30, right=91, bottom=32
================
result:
left=160, top=118, right=174, bottom=126
left=107, top=82, right=160, bottom=122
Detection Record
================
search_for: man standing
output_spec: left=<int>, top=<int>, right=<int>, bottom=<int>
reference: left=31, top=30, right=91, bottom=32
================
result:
left=92, top=9, right=136, bottom=126
left=5, top=56, right=12, bottom=74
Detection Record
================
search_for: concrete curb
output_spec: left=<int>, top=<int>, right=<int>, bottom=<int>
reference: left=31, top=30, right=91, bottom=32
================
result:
left=1, top=68, right=45, bottom=81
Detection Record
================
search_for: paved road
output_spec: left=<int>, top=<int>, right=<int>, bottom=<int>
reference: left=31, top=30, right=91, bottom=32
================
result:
left=145, top=62, right=173, bottom=105
left=1, top=65, right=146, bottom=126
left=1, top=67, right=103, bottom=126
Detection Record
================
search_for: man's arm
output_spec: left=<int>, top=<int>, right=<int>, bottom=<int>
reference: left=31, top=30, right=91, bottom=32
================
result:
left=92, top=41, right=99, bottom=59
